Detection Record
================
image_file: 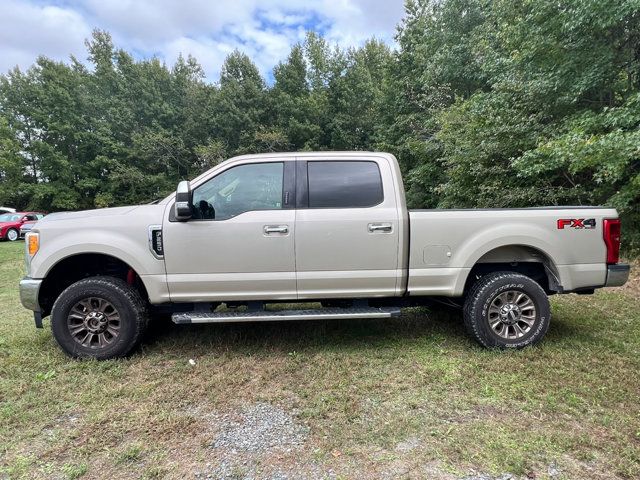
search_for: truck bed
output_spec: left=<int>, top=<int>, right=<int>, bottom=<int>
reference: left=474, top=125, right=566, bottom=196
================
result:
left=407, top=207, right=617, bottom=296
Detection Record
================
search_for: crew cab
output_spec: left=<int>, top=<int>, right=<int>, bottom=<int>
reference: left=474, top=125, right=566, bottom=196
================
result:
left=19, top=152, right=630, bottom=359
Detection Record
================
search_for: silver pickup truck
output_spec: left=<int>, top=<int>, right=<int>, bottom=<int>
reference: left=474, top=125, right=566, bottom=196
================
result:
left=19, top=152, right=630, bottom=359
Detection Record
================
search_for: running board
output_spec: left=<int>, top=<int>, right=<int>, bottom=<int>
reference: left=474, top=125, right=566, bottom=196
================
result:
left=172, top=306, right=402, bottom=324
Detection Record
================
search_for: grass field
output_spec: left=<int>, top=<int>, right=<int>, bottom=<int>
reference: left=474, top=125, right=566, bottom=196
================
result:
left=0, top=241, right=638, bottom=480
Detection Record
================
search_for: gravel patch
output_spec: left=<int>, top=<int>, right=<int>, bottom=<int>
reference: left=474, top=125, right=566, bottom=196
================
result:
left=196, top=460, right=336, bottom=480
left=547, top=462, right=561, bottom=478
left=211, top=402, right=309, bottom=453
left=395, top=436, right=421, bottom=453
left=459, top=474, right=512, bottom=480
left=192, top=402, right=338, bottom=479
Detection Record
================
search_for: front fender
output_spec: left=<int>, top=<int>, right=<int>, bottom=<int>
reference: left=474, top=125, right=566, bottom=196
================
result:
left=32, top=238, right=164, bottom=279
left=29, top=229, right=170, bottom=306
left=29, top=204, right=166, bottom=279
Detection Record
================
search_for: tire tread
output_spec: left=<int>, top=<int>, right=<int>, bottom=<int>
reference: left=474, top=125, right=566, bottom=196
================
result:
left=463, top=271, right=550, bottom=349
left=51, top=276, right=149, bottom=359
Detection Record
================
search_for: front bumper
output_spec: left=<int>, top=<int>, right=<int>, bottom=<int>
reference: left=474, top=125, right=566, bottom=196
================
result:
left=605, top=263, right=630, bottom=287
left=19, top=277, right=42, bottom=312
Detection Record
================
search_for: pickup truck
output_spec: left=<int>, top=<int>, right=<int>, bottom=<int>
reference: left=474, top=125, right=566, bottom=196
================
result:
left=19, top=152, right=630, bottom=359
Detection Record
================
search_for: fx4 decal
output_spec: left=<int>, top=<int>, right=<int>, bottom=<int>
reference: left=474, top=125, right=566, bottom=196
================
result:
left=557, top=218, right=596, bottom=229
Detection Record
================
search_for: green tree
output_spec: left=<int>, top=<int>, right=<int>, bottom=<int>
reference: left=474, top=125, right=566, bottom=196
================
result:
left=214, top=51, right=267, bottom=154
left=270, top=44, right=315, bottom=150
left=433, top=0, right=640, bottom=248
left=380, top=0, right=487, bottom=208
left=0, top=3, right=639, bottom=251
left=327, top=40, right=392, bottom=151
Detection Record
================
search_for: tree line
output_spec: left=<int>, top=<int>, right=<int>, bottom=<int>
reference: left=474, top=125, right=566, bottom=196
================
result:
left=1, top=0, right=639, bottom=250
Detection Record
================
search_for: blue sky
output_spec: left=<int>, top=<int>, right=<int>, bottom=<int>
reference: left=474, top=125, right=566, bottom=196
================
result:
left=0, top=0, right=405, bottom=81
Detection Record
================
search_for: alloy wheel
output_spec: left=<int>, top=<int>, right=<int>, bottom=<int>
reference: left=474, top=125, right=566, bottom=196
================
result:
left=487, top=290, right=537, bottom=339
left=67, top=297, right=121, bottom=348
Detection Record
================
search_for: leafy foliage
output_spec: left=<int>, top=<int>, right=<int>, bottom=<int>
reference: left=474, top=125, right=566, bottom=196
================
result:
left=0, top=0, right=638, bottom=251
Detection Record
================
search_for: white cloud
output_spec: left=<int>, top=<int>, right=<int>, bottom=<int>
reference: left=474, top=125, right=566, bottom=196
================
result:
left=163, top=36, right=234, bottom=81
left=0, top=0, right=405, bottom=80
left=0, top=0, right=91, bottom=72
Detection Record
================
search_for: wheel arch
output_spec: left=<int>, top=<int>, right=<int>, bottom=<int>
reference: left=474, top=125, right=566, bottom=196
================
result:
left=459, top=243, right=561, bottom=296
left=38, top=252, right=150, bottom=317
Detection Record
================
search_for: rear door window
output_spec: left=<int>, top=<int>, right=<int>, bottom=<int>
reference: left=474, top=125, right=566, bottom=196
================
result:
left=307, top=161, right=383, bottom=208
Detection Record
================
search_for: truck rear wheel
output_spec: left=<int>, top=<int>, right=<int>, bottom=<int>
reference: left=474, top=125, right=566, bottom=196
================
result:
left=51, top=276, right=149, bottom=359
left=463, top=272, right=550, bottom=349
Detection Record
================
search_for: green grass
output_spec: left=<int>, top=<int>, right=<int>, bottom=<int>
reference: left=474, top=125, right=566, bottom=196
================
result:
left=0, top=241, right=638, bottom=479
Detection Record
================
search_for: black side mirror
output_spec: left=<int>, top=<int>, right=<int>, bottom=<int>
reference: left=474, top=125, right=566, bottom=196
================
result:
left=174, top=180, right=193, bottom=221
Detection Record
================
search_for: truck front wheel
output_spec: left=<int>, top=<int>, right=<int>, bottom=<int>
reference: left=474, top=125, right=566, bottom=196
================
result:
left=51, top=276, right=149, bottom=359
left=463, top=272, right=550, bottom=349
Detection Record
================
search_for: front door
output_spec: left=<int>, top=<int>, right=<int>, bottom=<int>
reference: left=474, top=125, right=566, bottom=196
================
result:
left=163, top=160, right=297, bottom=302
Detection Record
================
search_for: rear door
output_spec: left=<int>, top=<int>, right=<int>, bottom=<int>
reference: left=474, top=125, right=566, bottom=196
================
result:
left=294, top=157, right=401, bottom=299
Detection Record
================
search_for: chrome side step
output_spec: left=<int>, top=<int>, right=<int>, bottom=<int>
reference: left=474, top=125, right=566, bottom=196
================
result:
left=172, top=306, right=402, bottom=324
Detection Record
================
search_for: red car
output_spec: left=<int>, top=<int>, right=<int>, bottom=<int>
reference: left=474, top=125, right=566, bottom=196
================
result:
left=0, top=212, right=45, bottom=242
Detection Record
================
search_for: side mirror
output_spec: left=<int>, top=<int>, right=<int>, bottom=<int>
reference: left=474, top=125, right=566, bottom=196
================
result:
left=174, top=180, right=193, bottom=221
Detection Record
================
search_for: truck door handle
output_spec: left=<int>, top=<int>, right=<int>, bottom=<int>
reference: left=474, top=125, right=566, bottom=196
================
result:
left=368, top=223, right=393, bottom=233
left=264, top=225, right=289, bottom=235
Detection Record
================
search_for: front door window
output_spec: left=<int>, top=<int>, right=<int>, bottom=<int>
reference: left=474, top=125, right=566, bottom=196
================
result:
left=191, top=162, right=284, bottom=220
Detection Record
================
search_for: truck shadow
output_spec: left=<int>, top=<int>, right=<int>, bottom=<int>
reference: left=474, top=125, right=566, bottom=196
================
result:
left=142, top=306, right=586, bottom=354
left=142, top=306, right=472, bottom=354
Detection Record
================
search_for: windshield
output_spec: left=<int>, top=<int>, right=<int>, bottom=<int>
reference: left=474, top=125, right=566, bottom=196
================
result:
left=0, top=214, right=20, bottom=222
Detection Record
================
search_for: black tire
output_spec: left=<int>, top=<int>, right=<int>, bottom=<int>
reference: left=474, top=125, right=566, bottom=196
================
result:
left=463, top=271, right=550, bottom=349
left=51, top=276, right=149, bottom=360
left=6, top=228, right=19, bottom=241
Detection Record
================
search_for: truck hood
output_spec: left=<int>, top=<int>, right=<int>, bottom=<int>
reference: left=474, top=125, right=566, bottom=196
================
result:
left=37, top=206, right=139, bottom=223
